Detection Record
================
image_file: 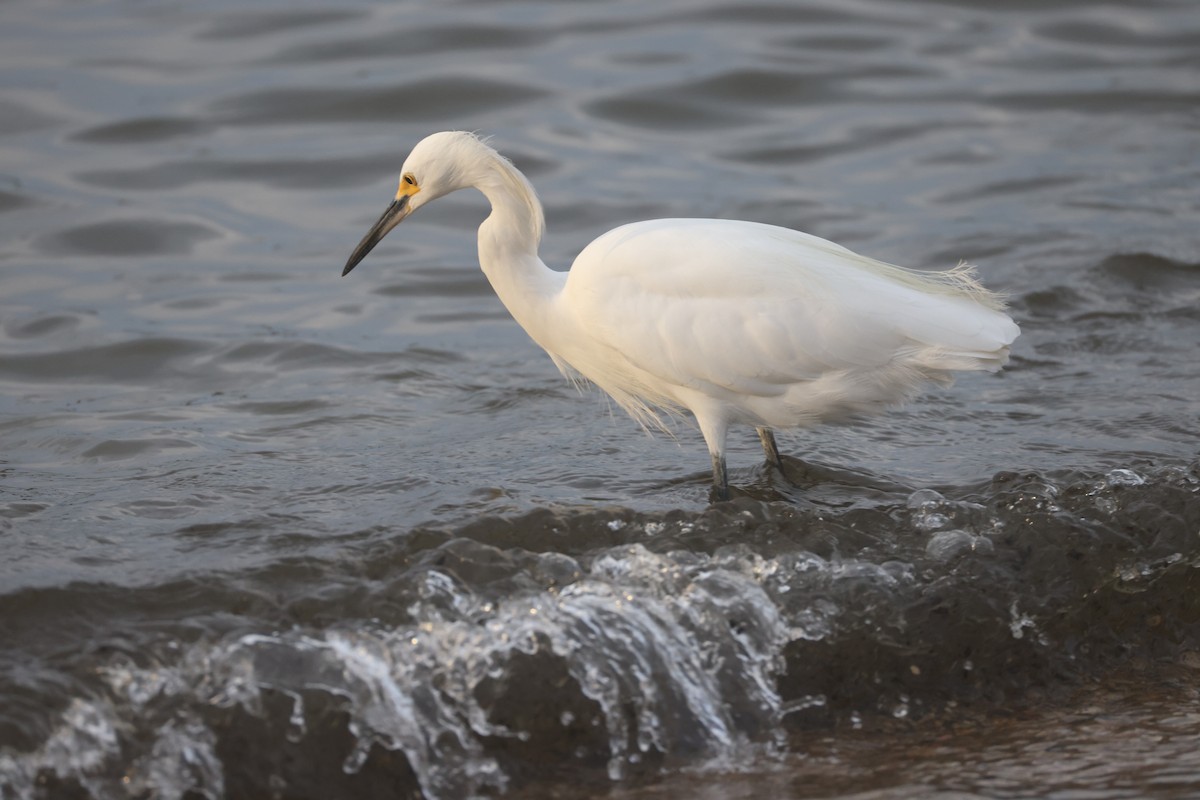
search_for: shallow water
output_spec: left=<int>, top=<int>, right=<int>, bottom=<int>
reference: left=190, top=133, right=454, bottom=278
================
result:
left=2, top=0, right=1200, bottom=797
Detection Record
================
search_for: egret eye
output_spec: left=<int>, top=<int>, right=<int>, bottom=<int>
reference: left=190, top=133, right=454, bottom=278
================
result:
left=402, top=174, right=416, bottom=186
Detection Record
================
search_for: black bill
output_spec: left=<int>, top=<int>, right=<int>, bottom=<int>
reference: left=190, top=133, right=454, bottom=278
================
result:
left=342, top=195, right=411, bottom=276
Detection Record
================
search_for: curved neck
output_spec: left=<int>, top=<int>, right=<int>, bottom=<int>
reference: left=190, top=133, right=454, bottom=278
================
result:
left=474, top=155, right=563, bottom=347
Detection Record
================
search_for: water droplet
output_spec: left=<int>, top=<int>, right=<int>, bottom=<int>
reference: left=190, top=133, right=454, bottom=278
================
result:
left=782, top=694, right=826, bottom=715
left=1009, top=601, right=1037, bottom=640
left=1106, top=468, right=1145, bottom=487
left=286, top=692, right=306, bottom=743
left=915, top=511, right=949, bottom=531
left=906, top=488, right=945, bottom=509
left=926, top=529, right=993, bottom=561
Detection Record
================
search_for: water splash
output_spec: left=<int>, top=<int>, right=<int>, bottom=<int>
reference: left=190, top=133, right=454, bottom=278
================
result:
left=0, top=543, right=792, bottom=800
left=2, top=463, right=1197, bottom=798
left=0, top=699, right=224, bottom=800
left=196, top=543, right=791, bottom=792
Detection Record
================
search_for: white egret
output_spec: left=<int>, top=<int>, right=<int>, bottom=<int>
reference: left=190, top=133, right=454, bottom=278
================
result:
left=343, top=131, right=1019, bottom=500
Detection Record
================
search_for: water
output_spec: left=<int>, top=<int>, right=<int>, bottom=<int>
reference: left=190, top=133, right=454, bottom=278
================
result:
left=2, top=0, right=1199, bottom=797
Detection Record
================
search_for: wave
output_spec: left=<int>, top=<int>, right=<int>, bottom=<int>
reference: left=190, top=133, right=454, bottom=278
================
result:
left=1, top=463, right=1197, bottom=798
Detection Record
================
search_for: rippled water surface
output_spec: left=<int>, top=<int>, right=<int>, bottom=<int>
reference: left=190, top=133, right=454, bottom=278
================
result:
left=2, top=0, right=1200, bottom=797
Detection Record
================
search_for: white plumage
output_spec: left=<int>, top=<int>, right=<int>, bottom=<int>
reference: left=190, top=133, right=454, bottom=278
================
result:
left=343, top=131, right=1019, bottom=499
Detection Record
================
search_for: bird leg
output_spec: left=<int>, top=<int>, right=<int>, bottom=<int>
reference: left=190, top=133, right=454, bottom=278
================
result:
left=757, top=427, right=786, bottom=473
left=710, top=451, right=730, bottom=501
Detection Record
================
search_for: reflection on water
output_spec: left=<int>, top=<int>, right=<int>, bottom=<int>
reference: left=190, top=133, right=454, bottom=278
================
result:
left=1, top=0, right=1199, bottom=797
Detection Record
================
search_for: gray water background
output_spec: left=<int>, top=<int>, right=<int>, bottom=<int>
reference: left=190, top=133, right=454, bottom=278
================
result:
left=2, top=0, right=1200, bottom=798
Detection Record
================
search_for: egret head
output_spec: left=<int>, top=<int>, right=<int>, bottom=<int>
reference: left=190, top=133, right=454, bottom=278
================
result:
left=342, top=131, right=498, bottom=276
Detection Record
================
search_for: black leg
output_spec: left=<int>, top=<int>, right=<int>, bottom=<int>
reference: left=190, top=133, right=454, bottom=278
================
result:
left=710, top=450, right=730, bottom=501
left=756, top=427, right=786, bottom=472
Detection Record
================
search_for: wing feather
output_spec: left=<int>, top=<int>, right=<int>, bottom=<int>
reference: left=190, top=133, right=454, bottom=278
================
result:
left=556, top=218, right=1018, bottom=427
